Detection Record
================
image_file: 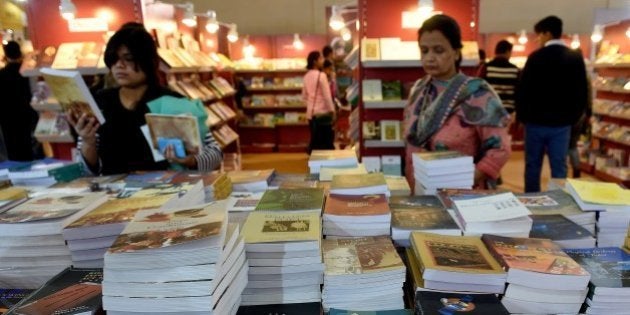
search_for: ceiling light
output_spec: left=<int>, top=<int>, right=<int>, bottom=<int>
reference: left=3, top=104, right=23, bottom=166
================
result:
left=591, top=25, right=603, bottom=43
left=227, top=24, right=239, bottom=43
left=181, top=2, right=197, bottom=27
left=570, top=34, right=580, bottom=49
left=340, top=27, right=351, bottom=42
left=205, top=10, right=219, bottom=33
left=59, top=0, right=76, bottom=20
left=518, top=30, right=528, bottom=45
left=293, top=33, right=304, bottom=50
left=329, top=6, right=345, bottom=31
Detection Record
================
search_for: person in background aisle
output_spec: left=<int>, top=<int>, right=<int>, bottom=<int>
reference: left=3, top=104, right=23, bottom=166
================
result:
left=515, top=16, right=588, bottom=192
left=0, top=41, right=39, bottom=161
left=67, top=22, right=222, bottom=175
left=322, top=59, right=337, bottom=102
left=568, top=64, right=593, bottom=179
left=476, top=49, right=487, bottom=75
left=303, top=51, right=336, bottom=153
left=403, top=14, right=511, bottom=190
left=322, top=45, right=337, bottom=99
left=478, top=40, right=520, bottom=115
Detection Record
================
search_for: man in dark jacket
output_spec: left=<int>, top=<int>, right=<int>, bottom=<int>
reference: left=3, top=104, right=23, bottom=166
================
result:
left=515, top=16, right=588, bottom=192
left=0, top=41, right=38, bottom=161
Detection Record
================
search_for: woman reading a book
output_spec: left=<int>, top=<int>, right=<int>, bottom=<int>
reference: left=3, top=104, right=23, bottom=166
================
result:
left=303, top=51, right=336, bottom=153
left=403, top=15, right=511, bottom=189
left=67, top=23, right=223, bottom=175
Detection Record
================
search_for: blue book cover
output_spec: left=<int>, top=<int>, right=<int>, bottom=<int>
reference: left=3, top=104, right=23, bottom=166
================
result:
left=529, top=214, right=593, bottom=240
left=564, top=247, right=630, bottom=289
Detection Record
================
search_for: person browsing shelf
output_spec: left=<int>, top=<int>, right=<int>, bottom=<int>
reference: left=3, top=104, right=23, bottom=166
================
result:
left=303, top=51, right=336, bottom=153
left=67, top=23, right=222, bottom=175
left=403, top=15, right=511, bottom=189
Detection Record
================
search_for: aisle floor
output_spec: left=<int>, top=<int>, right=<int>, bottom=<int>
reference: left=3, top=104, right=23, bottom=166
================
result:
left=241, top=150, right=591, bottom=193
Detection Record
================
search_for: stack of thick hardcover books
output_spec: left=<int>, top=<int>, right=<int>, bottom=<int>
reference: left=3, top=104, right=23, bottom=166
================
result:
left=0, top=192, right=107, bottom=289
left=411, top=151, right=473, bottom=195
left=322, top=236, right=406, bottom=312
left=482, top=235, right=591, bottom=314
left=102, top=203, right=246, bottom=315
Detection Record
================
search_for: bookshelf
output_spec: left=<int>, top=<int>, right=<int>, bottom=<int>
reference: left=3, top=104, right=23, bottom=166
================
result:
left=233, top=64, right=309, bottom=153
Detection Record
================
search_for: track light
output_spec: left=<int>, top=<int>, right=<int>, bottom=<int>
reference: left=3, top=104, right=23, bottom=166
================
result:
left=518, top=30, right=528, bottom=45
left=591, top=25, right=603, bottom=43
left=293, top=33, right=304, bottom=50
left=205, top=10, right=219, bottom=33
left=329, top=6, right=345, bottom=31
left=227, top=24, right=239, bottom=43
left=340, top=27, right=351, bottom=42
left=59, top=0, right=76, bottom=20
left=570, top=34, right=581, bottom=49
left=181, top=2, right=196, bottom=27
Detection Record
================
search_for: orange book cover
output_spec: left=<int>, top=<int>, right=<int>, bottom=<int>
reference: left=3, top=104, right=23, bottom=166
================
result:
left=324, top=194, right=389, bottom=216
left=481, top=234, right=589, bottom=276
left=16, top=283, right=101, bottom=314
left=66, top=195, right=173, bottom=228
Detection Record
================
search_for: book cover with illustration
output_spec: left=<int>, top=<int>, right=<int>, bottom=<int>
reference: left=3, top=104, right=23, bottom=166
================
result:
left=108, top=203, right=225, bottom=254
left=40, top=68, right=105, bottom=124
left=529, top=214, right=593, bottom=240
left=381, top=80, right=403, bottom=101
left=516, top=189, right=584, bottom=216
left=565, top=247, right=630, bottom=290
left=255, top=188, right=325, bottom=212
left=324, top=194, right=389, bottom=216
left=66, top=195, right=174, bottom=228
left=0, top=193, right=105, bottom=223
left=322, top=236, right=404, bottom=276
left=481, top=234, right=589, bottom=276
left=411, top=232, right=504, bottom=274
left=5, top=268, right=103, bottom=315
left=415, top=291, right=509, bottom=315
left=0, top=289, right=33, bottom=313
left=145, top=114, right=202, bottom=153
left=126, top=182, right=197, bottom=199
left=391, top=207, right=458, bottom=231
left=331, top=173, right=386, bottom=189
left=241, top=211, right=320, bottom=244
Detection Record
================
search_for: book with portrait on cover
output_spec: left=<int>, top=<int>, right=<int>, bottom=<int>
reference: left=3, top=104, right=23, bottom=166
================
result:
left=39, top=68, right=105, bottom=124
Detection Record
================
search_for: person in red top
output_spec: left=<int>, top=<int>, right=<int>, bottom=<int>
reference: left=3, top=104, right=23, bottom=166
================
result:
left=403, top=15, right=511, bottom=190
left=302, top=51, right=336, bottom=153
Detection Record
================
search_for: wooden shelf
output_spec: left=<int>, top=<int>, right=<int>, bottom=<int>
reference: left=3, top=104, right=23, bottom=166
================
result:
left=363, top=100, right=407, bottom=109
left=364, top=140, right=405, bottom=148
left=594, top=169, right=630, bottom=186
left=579, top=161, right=595, bottom=174
left=594, top=62, right=630, bottom=69
left=595, top=88, right=630, bottom=95
left=593, top=135, right=630, bottom=147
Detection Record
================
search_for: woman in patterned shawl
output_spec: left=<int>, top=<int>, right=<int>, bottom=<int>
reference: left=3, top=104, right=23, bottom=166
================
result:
left=404, top=15, right=511, bottom=189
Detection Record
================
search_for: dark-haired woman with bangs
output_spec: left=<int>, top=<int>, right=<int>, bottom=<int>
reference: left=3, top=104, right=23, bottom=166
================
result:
left=67, top=24, right=222, bottom=175
left=403, top=14, right=511, bottom=190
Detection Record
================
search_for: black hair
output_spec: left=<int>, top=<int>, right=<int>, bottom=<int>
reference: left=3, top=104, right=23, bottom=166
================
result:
left=418, top=14, right=463, bottom=69
left=3, top=41, right=22, bottom=60
left=495, top=40, right=513, bottom=55
left=534, top=16, right=563, bottom=39
left=478, top=49, right=486, bottom=61
left=104, top=23, right=160, bottom=87
left=306, top=51, right=321, bottom=70
left=322, top=45, right=333, bottom=58
left=323, top=59, right=333, bottom=69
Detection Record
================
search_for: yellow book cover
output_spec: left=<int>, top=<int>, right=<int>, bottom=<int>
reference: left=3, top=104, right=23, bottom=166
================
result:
left=361, top=38, right=381, bottom=61
left=157, top=48, right=186, bottom=68
left=567, top=178, right=630, bottom=205
left=410, top=232, right=505, bottom=275
left=40, top=68, right=105, bottom=124
left=0, top=187, right=28, bottom=201
left=406, top=247, right=424, bottom=289
left=241, top=211, right=320, bottom=244
left=331, top=172, right=386, bottom=189
left=66, top=195, right=173, bottom=228
left=322, top=236, right=404, bottom=276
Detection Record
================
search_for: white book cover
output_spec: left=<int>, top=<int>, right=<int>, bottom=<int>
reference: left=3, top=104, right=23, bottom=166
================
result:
left=452, top=192, right=531, bottom=223
left=361, top=156, right=381, bottom=173
left=362, top=79, right=383, bottom=101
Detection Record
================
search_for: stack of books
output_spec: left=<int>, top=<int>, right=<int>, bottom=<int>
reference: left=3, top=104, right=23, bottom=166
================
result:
left=0, top=186, right=28, bottom=213
left=389, top=196, right=460, bottom=247
left=529, top=214, right=596, bottom=248
left=4, top=268, right=104, bottom=315
left=308, top=150, right=359, bottom=174
left=481, top=235, right=591, bottom=314
left=319, top=163, right=368, bottom=181
left=565, top=247, right=630, bottom=315
left=516, top=189, right=596, bottom=234
left=384, top=175, right=411, bottom=196
left=414, top=291, right=509, bottom=315
left=451, top=192, right=532, bottom=237
left=323, top=193, right=391, bottom=237
left=0, top=192, right=107, bottom=289
left=62, top=182, right=203, bottom=268
left=409, top=232, right=507, bottom=294
left=330, top=173, right=390, bottom=196
left=322, top=236, right=406, bottom=312
left=412, top=151, right=474, bottom=195
left=226, top=191, right=264, bottom=228
left=6, top=159, right=83, bottom=188
left=228, top=169, right=276, bottom=192
left=241, top=211, right=323, bottom=306
left=102, top=203, right=247, bottom=315
left=170, top=171, right=232, bottom=202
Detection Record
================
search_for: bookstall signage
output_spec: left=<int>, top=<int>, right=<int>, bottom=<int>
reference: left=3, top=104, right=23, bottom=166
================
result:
left=68, top=18, right=109, bottom=33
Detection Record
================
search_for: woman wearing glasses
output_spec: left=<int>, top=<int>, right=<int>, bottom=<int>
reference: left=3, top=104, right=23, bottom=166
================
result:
left=67, top=23, right=222, bottom=175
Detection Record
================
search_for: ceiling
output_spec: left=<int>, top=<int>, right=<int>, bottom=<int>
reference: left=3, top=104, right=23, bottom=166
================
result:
left=161, top=0, right=630, bottom=35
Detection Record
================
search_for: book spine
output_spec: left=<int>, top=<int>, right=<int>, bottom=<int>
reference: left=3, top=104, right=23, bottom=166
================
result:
left=480, top=235, right=509, bottom=271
